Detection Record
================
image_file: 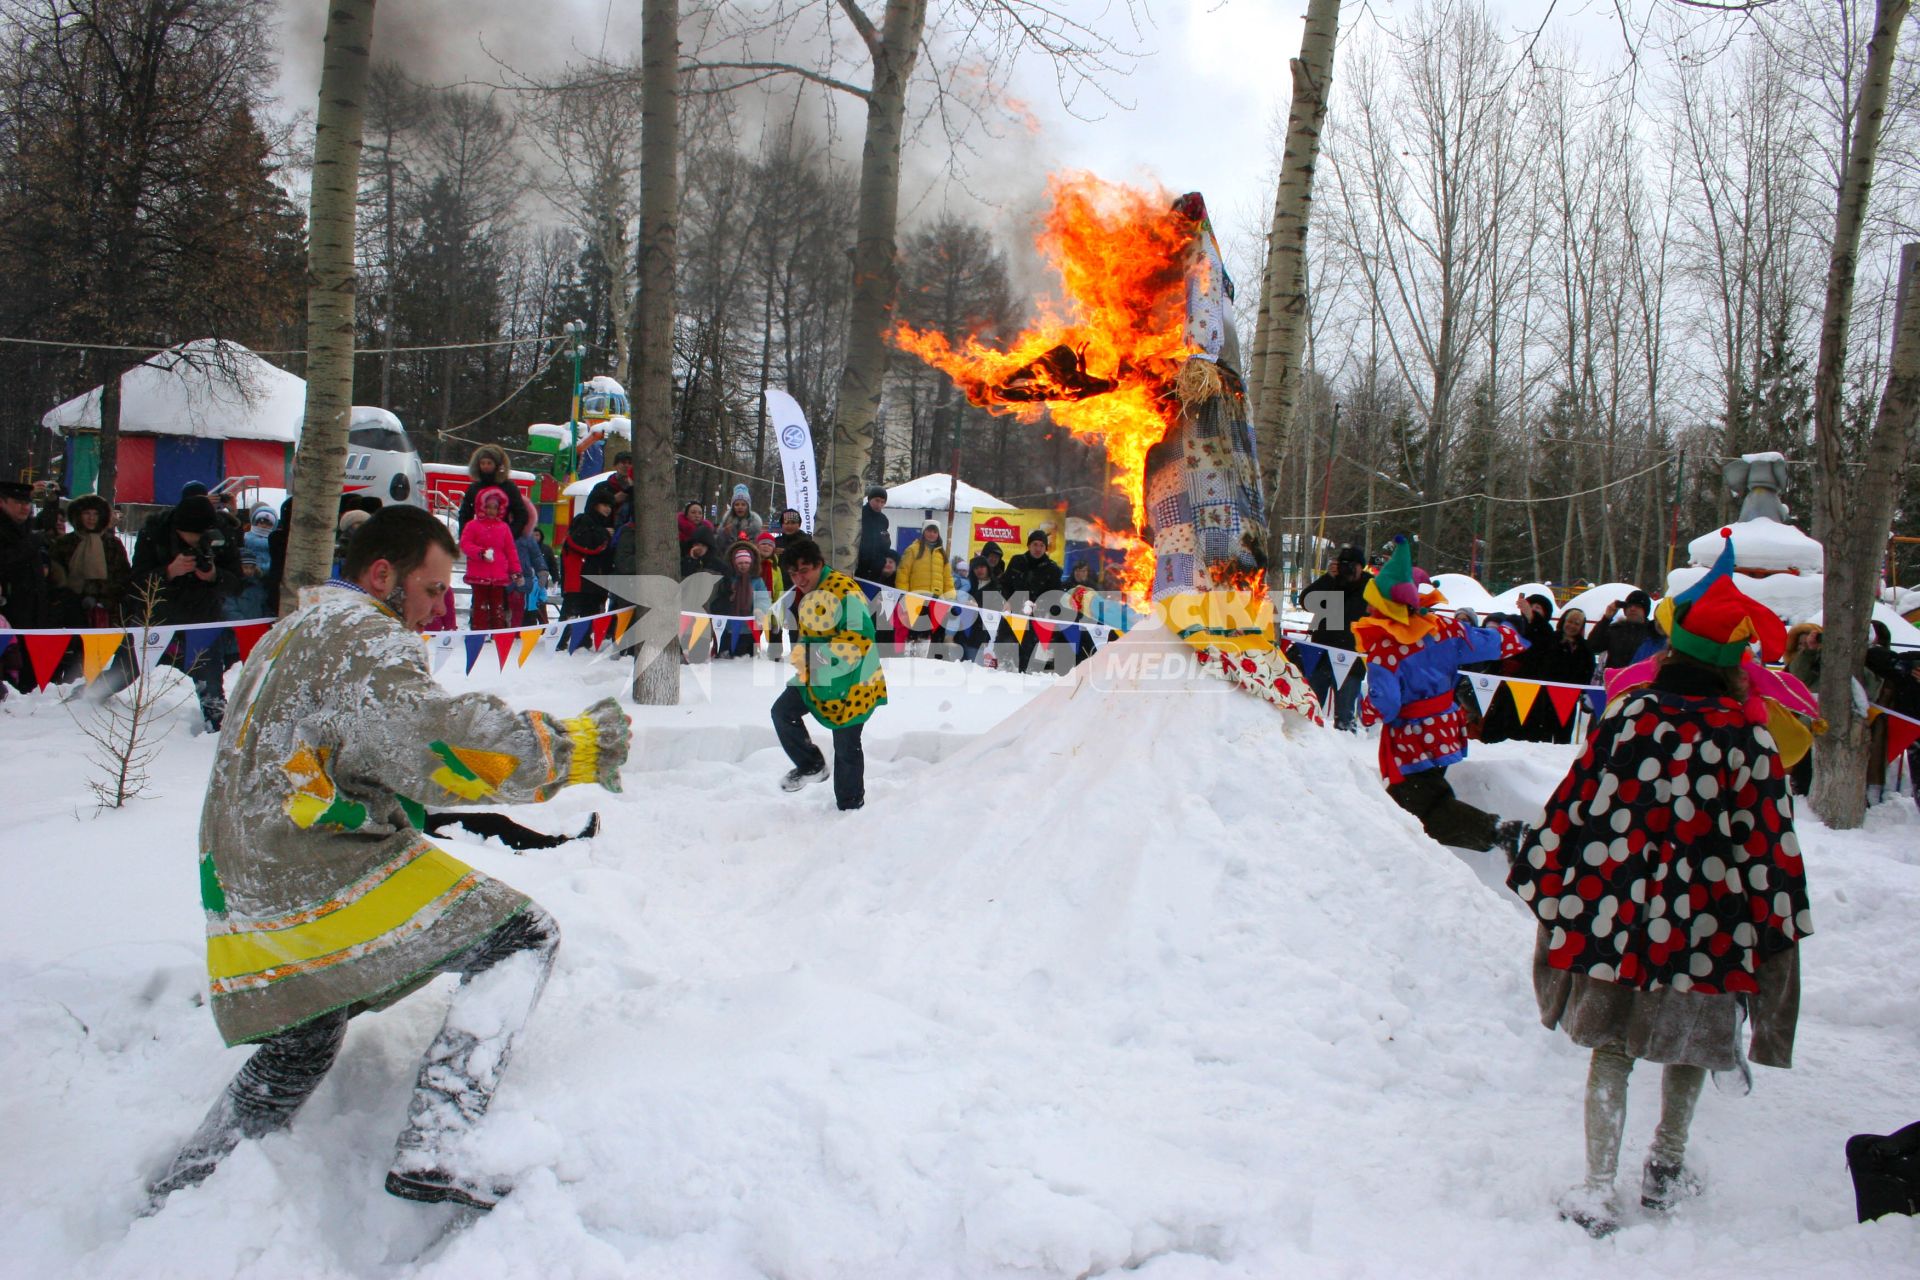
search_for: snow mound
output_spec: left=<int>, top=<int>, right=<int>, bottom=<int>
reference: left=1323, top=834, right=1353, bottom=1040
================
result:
left=1807, top=602, right=1920, bottom=650
left=1688, top=517, right=1824, bottom=573
left=1486, top=581, right=1556, bottom=617
left=1561, top=582, right=1643, bottom=620
left=1431, top=573, right=1496, bottom=615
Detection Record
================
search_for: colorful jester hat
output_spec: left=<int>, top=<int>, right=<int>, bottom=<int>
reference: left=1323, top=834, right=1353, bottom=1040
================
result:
left=1359, top=535, right=1444, bottom=644
left=1657, top=530, right=1787, bottom=667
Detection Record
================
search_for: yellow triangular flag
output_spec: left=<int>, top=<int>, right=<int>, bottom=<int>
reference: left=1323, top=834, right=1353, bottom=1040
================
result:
left=1004, top=615, right=1029, bottom=642
left=899, top=595, right=926, bottom=627
left=613, top=608, right=634, bottom=644
left=1506, top=679, right=1540, bottom=722
left=81, top=632, right=124, bottom=684
left=517, top=629, right=541, bottom=667
left=686, top=617, right=710, bottom=650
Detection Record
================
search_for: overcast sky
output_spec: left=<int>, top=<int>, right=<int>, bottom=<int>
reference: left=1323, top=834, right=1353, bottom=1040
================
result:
left=268, top=1, right=1640, bottom=293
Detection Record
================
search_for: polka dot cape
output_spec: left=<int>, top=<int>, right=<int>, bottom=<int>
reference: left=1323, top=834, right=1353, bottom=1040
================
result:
left=1506, top=688, right=1812, bottom=995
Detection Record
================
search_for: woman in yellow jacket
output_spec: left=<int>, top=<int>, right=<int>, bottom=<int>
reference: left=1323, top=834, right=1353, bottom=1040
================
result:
left=895, top=522, right=954, bottom=656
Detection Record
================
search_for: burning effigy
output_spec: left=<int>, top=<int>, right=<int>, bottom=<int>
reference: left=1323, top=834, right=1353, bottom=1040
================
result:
left=892, top=175, right=1318, bottom=721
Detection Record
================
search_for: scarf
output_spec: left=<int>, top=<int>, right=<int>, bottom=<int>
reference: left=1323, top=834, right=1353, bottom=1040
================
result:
left=69, top=528, right=110, bottom=590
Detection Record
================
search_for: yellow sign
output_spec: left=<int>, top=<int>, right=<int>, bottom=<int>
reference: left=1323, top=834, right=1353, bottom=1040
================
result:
left=966, top=507, right=1067, bottom=566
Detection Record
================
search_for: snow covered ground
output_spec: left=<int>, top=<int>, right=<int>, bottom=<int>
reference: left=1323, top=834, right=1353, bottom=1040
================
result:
left=2, top=631, right=1917, bottom=1278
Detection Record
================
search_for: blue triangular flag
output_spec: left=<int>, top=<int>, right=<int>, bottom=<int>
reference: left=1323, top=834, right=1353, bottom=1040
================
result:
left=463, top=633, right=487, bottom=675
left=1063, top=624, right=1081, bottom=649
left=178, top=624, right=221, bottom=676
left=567, top=620, right=592, bottom=654
left=1291, top=642, right=1325, bottom=679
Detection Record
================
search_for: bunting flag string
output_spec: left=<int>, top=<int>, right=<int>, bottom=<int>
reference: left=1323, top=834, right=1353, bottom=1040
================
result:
left=491, top=632, right=517, bottom=670
left=23, top=633, right=69, bottom=690
left=1506, top=679, right=1540, bottom=723
left=80, top=632, right=124, bottom=683
left=1870, top=703, right=1920, bottom=765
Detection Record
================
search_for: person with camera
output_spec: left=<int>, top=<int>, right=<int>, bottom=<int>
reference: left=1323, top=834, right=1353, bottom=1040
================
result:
left=131, top=492, right=242, bottom=732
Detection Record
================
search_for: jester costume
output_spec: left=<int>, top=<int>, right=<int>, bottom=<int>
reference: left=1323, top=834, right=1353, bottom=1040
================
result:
left=775, top=568, right=887, bottom=810
left=1354, top=538, right=1527, bottom=850
left=1506, top=539, right=1809, bottom=1236
left=157, top=582, right=629, bottom=1210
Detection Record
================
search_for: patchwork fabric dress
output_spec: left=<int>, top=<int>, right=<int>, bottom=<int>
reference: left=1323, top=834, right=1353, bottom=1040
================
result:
left=791, top=569, right=888, bottom=729
left=199, top=584, right=627, bottom=1046
left=1506, top=667, right=1811, bottom=1069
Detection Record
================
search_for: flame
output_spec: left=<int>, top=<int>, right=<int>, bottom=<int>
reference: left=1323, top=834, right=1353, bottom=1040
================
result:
left=891, top=173, right=1205, bottom=604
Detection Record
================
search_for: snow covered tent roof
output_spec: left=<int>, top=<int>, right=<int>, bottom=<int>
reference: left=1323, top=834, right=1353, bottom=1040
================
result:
left=886, top=472, right=1012, bottom=512
left=41, top=339, right=307, bottom=444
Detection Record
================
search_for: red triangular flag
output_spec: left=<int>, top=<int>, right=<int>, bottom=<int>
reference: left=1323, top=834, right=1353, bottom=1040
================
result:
left=590, top=614, right=612, bottom=649
left=1032, top=621, right=1056, bottom=644
left=1546, top=685, right=1582, bottom=726
left=1885, top=713, right=1920, bottom=765
left=928, top=600, right=951, bottom=628
left=24, top=633, right=71, bottom=690
left=231, top=622, right=271, bottom=662
left=492, top=632, right=517, bottom=669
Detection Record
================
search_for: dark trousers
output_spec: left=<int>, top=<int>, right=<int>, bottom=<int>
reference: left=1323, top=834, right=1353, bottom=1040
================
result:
left=151, top=907, right=559, bottom=1202
left=772, top=683, right=865, bottom=810
left=1387, top=766, right=1498, bottom=851
left=559, top=588, right=606, bottom=620
left=1305, top=654, right=1364, bottom=730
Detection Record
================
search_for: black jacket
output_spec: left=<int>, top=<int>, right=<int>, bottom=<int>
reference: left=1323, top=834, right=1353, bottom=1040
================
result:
left=680, top=548, right=721, bottom=580
left=998, top=551, right=1062, bottom=604
left=1588, top=613, right=1662, bottom=670
left=129, top=509, right=241, bottom=626
left=1297, top=570, right=1370, bottom=651
left=0, top=514, right=50, bottom=627
left=855, top=505, right=893, bottom=579
left=1528, top=634, right=1598, bottom=686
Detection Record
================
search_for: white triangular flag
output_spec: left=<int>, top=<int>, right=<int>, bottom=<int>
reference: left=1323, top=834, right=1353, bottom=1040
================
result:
left=428, top=631, right=458, bottom=673
left=878, top=588, right=902, bottom=621
left=133, top=626, right=177, bottom=675
left=1469, top=672, right=1500, bottom=715
left=1326, top=647, right=1359, bottom=683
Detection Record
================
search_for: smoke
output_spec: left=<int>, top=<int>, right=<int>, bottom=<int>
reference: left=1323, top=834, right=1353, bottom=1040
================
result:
left=271, top=0, right=636, bottom=105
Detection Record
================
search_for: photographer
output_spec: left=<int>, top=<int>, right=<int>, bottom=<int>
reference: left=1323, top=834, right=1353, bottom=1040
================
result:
left=131, top=493, right=242, bottom=732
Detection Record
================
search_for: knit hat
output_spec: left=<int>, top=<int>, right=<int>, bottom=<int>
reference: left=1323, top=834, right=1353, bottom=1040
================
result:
left=1337, top=545, right=1364, bottom=566
left=1659, top=533, right=1785, bottom=666
left=866, top=484, right=888, bottom=500
left=728, top=538, right=757, bottom=567
left=1363, top=535, right=1437, bottom=623
left=174, top=495, right=218, bottom=533
left=731, top=483, right=750, bottom=503
left=1624, top=589, right=1653, bottom=615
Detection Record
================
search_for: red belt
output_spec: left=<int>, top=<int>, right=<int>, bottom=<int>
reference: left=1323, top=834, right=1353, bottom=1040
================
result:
left=1380, top=690, right=1459, bottom=785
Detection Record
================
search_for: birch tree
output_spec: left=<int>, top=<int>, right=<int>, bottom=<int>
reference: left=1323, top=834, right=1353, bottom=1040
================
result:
left=1808, top=0, right=1915, bottom=829
left=284, top=0, right=377, bottom=606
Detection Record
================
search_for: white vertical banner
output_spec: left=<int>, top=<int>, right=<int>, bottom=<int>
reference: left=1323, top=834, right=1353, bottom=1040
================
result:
left=765, top=388, right=818, bottom=532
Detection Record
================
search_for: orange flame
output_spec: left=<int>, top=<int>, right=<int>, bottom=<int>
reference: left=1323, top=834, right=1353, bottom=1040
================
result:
left=891, top=173, right=1205, bottom=604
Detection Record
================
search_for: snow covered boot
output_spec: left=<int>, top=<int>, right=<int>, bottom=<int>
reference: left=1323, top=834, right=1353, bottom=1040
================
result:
left=386, top=913, right=557, bottom=1213
left=1556, top=1183, right=1621, bottom=1238
left=1641, top=1158, right=1703, bottom=1212
left=781, top=760, right=829, bottom=792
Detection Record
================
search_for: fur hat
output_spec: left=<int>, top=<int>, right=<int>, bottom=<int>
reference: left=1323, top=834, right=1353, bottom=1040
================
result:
left=68, top=494, right=111, bottom=526
left=478, top=488, right=508, bottom=515
left=467, top=443, right=511, bottom=481
left=174, top=495, right=218, bottom=533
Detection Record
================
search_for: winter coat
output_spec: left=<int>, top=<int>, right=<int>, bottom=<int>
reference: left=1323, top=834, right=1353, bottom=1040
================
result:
left=998, top=551, right=1063, bottom=603
left=1526, top=633, right=1598, bottom=687
left=0, top=512, right=50, bottom=627
left=129, top=508, right=241, bottom=627
left=680, top=547, right=721, bottom=580
left=678, top=514, right=715, bottom=550
left=1357, top=613, right=1526, bottom=781
left=244, top=529, right=274, bottom=568
left=561, top=510, right=613, bottom=594
left=791, top=569, right=888, bottom=729
left=512, top=531, right=551, bottom=594
left=47, top=499, right=132, bottom=619
left=855, top=506, right=893, bottom=580
left=895, top=537, right=953, bottom=599
left=717, top=507, right=764, bottom=543
left=1297, top=569, right=1371, bottom=652
left=456, top=445, right=535, bottom=538
left=704, top=565, right=772, bottom=619
left=459, top=513, right=521, bottom=587
left=197, top=583, right=628, bottom=1045
left=1509, top=661, right=1808, bottom=1070
left=1588, top=613, right=1663, bottom=671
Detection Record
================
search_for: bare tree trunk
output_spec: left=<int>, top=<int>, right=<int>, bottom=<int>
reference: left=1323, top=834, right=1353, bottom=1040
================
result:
left=95, top=353, right=122, bottom=505
left=284, top=0, right=377, bottom=611
left=1256, top=0, right=1341, bottom=527
left=823, top=0, right=929, bottom=569
left=1810, top=0, right=1911, bottom=830
left=631, top=0, right=682, bottom=706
